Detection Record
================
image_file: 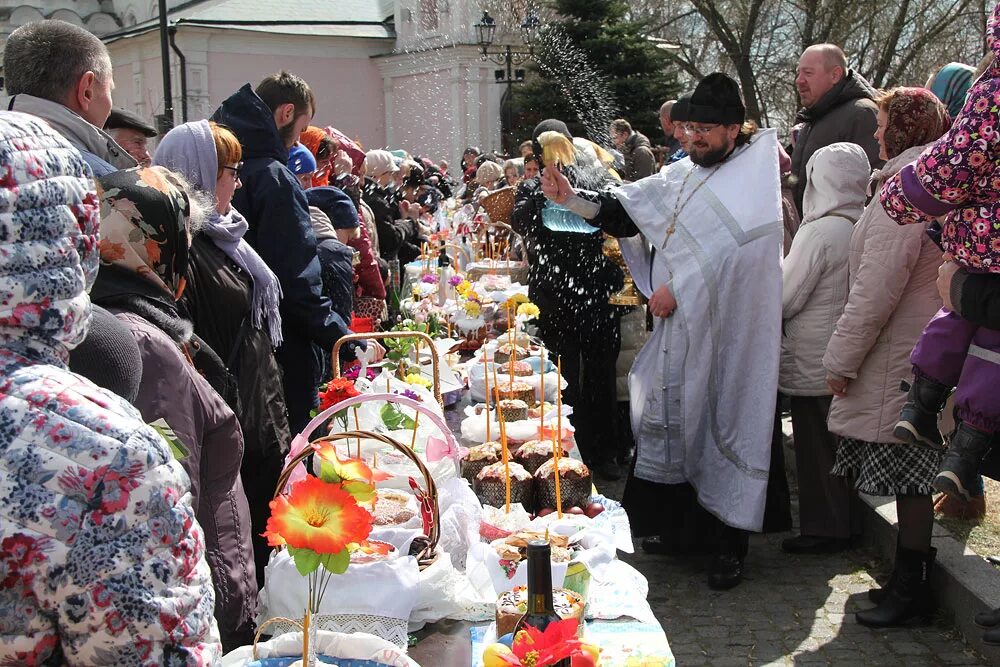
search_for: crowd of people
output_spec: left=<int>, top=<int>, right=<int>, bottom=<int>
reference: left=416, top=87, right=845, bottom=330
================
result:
left=2, top=6, right=1000, bottom=664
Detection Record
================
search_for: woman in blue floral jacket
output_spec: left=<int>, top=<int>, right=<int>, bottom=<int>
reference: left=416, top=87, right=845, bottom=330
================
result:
left=0, top=111, right=222, bottom=665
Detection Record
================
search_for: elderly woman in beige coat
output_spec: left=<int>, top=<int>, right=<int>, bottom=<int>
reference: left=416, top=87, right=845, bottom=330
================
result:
left=822, top=88, right=950, bottom=629
left=780, top=142, right=870, bottom=556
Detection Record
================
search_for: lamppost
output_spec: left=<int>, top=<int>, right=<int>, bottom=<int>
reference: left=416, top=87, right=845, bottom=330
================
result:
left=474, top=10, right=541, bottom=154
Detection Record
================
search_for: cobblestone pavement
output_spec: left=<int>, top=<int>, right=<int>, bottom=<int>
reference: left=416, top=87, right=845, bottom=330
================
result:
left=621, top=534, right=988, bottom=666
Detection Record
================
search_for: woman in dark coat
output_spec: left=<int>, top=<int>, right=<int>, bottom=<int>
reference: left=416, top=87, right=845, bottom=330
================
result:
left=92, top=166, right=257, bottom=651
left=511, top=119, right=624, bottom=480
left=153, top=120, right=291, bottom=587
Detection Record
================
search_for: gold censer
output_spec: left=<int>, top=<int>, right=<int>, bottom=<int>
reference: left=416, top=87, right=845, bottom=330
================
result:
left=602, top=235, right=642, bottom=307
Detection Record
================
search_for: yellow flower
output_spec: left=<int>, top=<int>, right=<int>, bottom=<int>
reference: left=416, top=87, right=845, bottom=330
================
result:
left=464, top=301, right=482, bottom=317
left=456, top=280, right=472, bottom=296
left=506, top=293, right=529, bottom=308
left=517, top=302, right=540, bottom=319
left=404, top=373, right=432, bottom=389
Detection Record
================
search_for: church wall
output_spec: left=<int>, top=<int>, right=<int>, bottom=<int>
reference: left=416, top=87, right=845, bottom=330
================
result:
left=387, top=67, right=453, bottom=159
left=105, top=29, right=390, bottom=150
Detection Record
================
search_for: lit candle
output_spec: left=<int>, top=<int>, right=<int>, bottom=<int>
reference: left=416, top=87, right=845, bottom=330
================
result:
left=493, top=366, right=511, bottom=514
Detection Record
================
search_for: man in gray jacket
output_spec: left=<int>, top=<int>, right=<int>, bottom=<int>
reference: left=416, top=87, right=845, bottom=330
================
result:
left=4, top=20, right=136, bottom=176
left=790, top=44, right=881, bottom=215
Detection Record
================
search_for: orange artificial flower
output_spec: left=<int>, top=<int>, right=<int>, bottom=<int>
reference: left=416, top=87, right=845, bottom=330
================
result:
left=263, top=475, right=372, bottom=554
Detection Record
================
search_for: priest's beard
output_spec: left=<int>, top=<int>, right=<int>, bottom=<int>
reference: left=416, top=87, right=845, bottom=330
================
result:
left=690, top=142, right=735, bottom=167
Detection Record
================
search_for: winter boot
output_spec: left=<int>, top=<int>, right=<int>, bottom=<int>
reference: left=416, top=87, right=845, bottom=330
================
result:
left=975, top=606, right=1000, bottom=628
left=856, top=547, right=935, bottom=628
left=868, top=540, right=903, bottom=604
left=893, top=377, right=951, bottom=450
left=934, top=423, right=994, bottom=502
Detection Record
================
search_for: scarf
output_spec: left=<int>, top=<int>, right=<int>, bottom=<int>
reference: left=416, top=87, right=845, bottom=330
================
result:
left=882, top=88, right=951, bottom=160
left=153, top=120, right=284, bottom=347
left=98, top=167, right=191, bottom=298
left=929, top=63, right=976, bottom=119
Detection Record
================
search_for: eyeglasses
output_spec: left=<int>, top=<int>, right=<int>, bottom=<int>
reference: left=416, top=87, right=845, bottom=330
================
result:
left=681, top=123, right=721, bottom=137
left=222, top=162, right=243, bottom=181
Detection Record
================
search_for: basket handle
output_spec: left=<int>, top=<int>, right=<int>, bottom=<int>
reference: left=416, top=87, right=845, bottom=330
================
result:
left=275, top=429, right=441, bottom=567
left=282, top=392, right=460, bottom=493
left=442, top=242, right=470, bottom=266
left=333, top=331, right=442, bottom=406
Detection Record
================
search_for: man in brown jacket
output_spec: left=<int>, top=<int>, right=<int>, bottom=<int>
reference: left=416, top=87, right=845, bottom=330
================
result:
left=790, top=44, right=882, bottom=215
left=610, top=118, right=656, bottom=182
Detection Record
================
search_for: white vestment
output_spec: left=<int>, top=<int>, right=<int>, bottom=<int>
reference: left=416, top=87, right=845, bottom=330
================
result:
left=614, top=129, right=783, bottom=531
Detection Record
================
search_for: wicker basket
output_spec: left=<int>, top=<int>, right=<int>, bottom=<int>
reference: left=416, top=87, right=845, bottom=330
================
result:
left=332, top=331, right=443, bottom=408
left=480, top=186, right=515, bottom=225
left=274, top=428, right=441, bottom=570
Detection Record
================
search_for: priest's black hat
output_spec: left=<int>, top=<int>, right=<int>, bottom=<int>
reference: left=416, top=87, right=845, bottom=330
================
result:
left=687, top=73, right=746, bottom=125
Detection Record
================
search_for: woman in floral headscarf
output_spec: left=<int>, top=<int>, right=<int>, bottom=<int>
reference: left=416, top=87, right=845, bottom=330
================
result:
left=822, top=88, right=951, bottom=628
left=91, top=166, right=258, bottom=651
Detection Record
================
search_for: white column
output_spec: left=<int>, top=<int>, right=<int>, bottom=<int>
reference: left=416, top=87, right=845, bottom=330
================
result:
left=383, top=75, right=394, bottom=148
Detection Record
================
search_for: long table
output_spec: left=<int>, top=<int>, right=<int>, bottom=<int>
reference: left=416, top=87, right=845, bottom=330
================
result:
left=405, top=387, right=675, bottom=667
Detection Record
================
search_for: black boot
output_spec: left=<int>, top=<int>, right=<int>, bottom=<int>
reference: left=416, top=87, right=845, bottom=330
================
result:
left=976, top=607, right=1000, bottom=628
left=983, top=624, right=1000, bottom=646
left=894, top=377, right=951, bottom=450
left=934, top=422, right=993, bottom=502
left=856, top=547, right=934, bottom=627
left=868, top=541, right=903, bottom=604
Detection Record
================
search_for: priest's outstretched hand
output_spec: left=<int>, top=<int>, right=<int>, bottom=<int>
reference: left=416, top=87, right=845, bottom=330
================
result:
left=649, top=283, right=677, bottom=318
left=541, top=166, right=573, bottom=204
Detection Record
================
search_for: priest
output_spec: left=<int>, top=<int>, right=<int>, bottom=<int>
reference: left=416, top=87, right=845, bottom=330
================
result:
left=540, top=73, right=784, bottom=589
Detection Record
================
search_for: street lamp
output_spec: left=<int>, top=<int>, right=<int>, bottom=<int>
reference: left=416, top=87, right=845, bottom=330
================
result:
left=474, top=9, right=541, bottom=153
left=474, top=11, right=497, bottom=49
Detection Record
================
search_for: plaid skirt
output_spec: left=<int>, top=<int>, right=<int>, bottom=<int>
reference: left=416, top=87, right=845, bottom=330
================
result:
left=832, top=437, right=942, bottom=496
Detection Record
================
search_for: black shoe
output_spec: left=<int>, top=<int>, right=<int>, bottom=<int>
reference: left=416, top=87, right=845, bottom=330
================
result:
left=934, top=422, right=994, bottom=502
left=707, top=554, right=744, bottom=590
left=975, top=607, right=1000, bottom=628
left=983, top=624, right=1000, bottom=646
left=594, top=461, right=622, bottom=481
left=781, top=535, right=851, bottom=555
left=640, top=536, right=671, bottom=555
left=856, top=547, right=934, bottom=628
left=893, top=377, right=950, bottom=450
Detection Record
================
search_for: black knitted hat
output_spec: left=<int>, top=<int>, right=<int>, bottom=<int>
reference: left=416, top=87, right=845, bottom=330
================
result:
left=687, top=73, right=746, bottom=125
left=69, top=304, right=143, bottom=403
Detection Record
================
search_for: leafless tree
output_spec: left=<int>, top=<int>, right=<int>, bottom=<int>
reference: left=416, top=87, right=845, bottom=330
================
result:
left=637, top=0, right=986, bottom=133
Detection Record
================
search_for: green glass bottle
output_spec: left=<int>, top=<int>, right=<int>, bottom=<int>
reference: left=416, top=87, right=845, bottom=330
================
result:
left=512, top=540, right=571, bottom=666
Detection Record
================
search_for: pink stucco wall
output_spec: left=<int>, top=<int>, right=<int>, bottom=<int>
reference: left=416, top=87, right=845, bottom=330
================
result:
left=389, top=68, right=452, bottom=160
left=106, top=31, right=388, bottom=150
left=206, top=51, right=387, bottom=150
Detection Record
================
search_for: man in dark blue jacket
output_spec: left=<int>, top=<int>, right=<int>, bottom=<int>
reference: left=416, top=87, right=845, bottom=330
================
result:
left=211, top=71, right=368, bottom=433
